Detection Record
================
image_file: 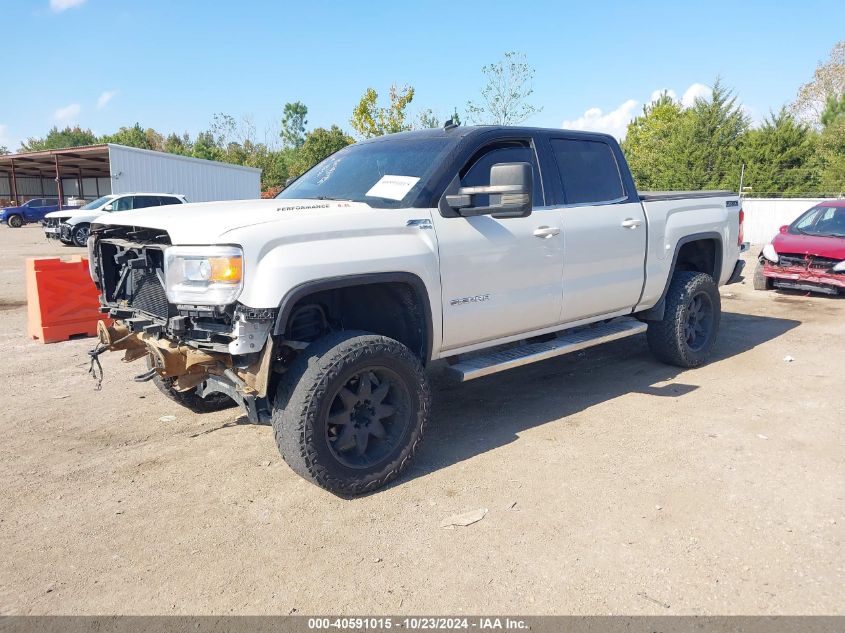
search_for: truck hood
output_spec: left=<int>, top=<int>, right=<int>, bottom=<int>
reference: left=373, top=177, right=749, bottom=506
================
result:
left=773, top=232, right=845, bottom=260
left=93, top=198, right=374, bottom=243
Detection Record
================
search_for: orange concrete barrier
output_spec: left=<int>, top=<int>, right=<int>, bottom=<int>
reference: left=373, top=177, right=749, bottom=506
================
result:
left=26, top=257, right=108, bottom=344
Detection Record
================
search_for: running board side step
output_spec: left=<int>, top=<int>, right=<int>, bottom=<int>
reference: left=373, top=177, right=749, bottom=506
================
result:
left=446, top=319, right=647, bottom=382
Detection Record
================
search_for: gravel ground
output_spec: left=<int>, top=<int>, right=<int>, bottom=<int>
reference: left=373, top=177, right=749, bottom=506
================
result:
left=0, top=225, right=842, bottom=615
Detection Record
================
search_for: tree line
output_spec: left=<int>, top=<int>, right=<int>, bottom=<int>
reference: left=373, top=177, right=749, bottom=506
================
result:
left=3, top=44, right=843, bottom=197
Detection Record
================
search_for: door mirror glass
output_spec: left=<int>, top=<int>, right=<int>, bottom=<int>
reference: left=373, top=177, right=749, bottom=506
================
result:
left=445, top=162, right=533, bottom=219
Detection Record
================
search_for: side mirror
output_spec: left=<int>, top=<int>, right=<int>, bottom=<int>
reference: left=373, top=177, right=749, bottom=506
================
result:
left=779, top=225, right=789, bottom=234
left=103, top=204, right=114, bottom=212
left=445, top=162, right=532, bottom=219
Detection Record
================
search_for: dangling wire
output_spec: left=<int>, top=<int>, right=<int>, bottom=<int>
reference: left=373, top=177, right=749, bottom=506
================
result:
left=86, top=333, right=134, bottom=391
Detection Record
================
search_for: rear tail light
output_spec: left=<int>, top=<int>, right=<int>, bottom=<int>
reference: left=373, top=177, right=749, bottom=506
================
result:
left=738, top=208, right=744, bottom=246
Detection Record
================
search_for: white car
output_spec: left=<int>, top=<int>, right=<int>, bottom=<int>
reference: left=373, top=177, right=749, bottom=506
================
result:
left=88, top=125, right=746, bottom=495
left=43, top=193, right=187, bottom=246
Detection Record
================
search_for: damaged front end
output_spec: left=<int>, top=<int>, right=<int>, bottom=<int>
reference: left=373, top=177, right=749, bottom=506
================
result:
left=762, top=253, right=845, bottom=296
left=88, top=225, right=276, bottom=422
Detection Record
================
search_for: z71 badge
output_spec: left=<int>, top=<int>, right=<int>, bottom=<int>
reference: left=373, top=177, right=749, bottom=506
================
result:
left=450, top=294, right=491, bottom=306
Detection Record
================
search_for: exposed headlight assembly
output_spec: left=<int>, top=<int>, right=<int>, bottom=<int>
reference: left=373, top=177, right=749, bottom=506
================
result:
left=762, top=243, right=779, bottom=264
left=164, top=245, right=244, bottom=305
left=833, top=260, right=845, bottom=272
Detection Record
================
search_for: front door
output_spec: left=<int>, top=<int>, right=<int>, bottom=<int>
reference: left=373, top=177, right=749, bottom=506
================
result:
left=431, top=140, right=564, bottom=351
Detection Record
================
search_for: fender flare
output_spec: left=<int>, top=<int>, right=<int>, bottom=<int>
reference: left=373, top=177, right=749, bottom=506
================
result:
left=273, top=271, right=434, bottom=363
left=637, top=231, right=724, bottom=322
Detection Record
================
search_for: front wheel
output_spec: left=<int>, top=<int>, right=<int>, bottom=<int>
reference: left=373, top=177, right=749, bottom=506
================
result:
left=7, top=214, right=23, bottom=228
left=647, top=271, right=721, bottom=368
left=272, top=331, right=430, bottom=496
left=71, top=223, right=90, bottom=247
left=752, top=261, right=773, bottom=291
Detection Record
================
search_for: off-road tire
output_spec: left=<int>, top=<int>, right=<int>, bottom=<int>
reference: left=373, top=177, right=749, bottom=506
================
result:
left=147, top=357, right=236, bottom=413
left=7, top=214, right=23, bottom=228
left=752, top=261, right=773, bottom=291
left=647, top=271, right=721, bottom=368
left=272, top=330, right=430, bottom=496
left=71, top=223, right=90, bottom=247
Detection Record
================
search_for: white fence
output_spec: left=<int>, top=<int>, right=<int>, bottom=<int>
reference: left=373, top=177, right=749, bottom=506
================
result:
left=742, top=197, right=839, bottom=244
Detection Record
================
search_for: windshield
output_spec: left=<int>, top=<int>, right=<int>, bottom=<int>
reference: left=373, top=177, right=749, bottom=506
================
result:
left=790, top=205, right=845, bottom=238
left=80, top=195, right=115, bottom=211
left=277, top=137, right=452, bottom=208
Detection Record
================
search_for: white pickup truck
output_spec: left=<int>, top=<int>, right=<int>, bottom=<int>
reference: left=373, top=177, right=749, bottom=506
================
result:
left=88, top=125, right=746, bottom=495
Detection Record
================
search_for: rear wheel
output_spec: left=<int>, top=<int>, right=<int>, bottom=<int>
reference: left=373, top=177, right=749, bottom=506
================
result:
left=752, top=261, right=773, bottom=291
left=7, top=214, right=23, bottom=228
left=272, top=331, right=430, bottom=496
left=647, top=271, right=721, bottom=368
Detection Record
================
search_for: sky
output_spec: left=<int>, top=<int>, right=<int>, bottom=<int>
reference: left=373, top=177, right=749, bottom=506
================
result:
left=1, top=0, right=843, bottom=151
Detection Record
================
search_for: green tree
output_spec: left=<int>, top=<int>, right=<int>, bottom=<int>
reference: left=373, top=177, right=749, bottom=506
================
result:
left=622, top=93, right=690, bottom=190
left=350, top=84, right=415, bottom=138
left=466, top=51, right=541, bottom=125
left=820, top=92, right=845, bottom=128
left=739, top=109, right=819, bottom=196
left=281, top=101, right=308, bottom=148
left=290, top=125, right=353, bottom=176
left=818, top=116, right=845, bottom=195
left=417, top=108, right=439, bottom=129
left=100, top=123, right=163, bottom=150
left=0, top=145, right=9, bottom=155
left=20, top=126, right=98, bottom=152
left=191, top=130, right=224, bottom=162
left=677, top=80, right=749, bottom=190
left=163, top=132, right=193, bottom=156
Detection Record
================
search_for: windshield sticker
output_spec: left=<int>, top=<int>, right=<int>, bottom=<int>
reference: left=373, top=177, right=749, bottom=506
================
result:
left=365, top=175, right=420, bottom=201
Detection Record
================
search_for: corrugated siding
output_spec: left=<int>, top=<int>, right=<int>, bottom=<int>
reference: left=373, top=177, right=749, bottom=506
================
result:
left=743, top=197, right=837, bottom=244
left=107, top=144, right=261, bottom=202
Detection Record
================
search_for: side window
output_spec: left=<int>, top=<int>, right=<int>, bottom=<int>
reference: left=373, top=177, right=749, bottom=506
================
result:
left=30, top=199, right=44, bottom=207
left=158, top=196, right=181, bottom=206
left=550, top=138, right=625, bottom=205
left=134, top=196, right=160, bottom=208
left=460, top=143, right=543, bottom=208
left=112, top=196, right=134, bottom=211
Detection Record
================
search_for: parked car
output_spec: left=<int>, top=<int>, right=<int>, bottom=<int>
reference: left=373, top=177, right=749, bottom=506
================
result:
left=87, top=125, right=745, bottom=495
left=44, top=193, right=187, bottom=246
left=1, top=198, right=61, bottom=227
left=754, top=201, right=845, bottom=295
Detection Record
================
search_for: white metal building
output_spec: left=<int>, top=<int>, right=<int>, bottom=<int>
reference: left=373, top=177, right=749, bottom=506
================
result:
left=0, top=144, right=261, bottom=207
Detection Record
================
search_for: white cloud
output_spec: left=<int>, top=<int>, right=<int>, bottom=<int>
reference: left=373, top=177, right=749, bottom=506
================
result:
left=561, top=99, right=640, bottom=140
left=681, top=83, right=710, bottom=107
left=97, top=90, right=117, bottom=109
left=50, top=0, right=86, bottom=11
left=54, top=103, right=81, bottom=123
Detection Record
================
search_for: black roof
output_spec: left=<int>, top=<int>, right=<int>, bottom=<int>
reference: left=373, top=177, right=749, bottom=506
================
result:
left=358, top=125, right=618, bottom=145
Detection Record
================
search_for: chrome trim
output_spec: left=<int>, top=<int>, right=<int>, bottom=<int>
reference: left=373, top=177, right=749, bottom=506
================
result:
left=406, top=218, right=433, bottom=230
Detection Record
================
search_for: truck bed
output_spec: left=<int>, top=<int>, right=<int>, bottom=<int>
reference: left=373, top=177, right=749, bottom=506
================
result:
left=639, top=190, right=735, bottom=201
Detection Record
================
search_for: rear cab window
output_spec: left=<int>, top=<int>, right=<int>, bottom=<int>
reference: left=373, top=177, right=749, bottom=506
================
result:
left=549, top=138, right=625, bottom=205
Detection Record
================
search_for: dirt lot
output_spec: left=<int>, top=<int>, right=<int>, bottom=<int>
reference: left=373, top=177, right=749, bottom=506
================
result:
left=0, top=225, right=842, bottom=615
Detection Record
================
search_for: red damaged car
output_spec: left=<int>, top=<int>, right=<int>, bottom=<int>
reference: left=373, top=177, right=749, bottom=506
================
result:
left=754, top=201, right=845, bottom=295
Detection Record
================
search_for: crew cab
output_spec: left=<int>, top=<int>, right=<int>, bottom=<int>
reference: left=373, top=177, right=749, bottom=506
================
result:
left=44, top=193, right=186, bottom=246
left=1, top=198, right=61, bottom=227
left=87, top=125, right=745, bottom=495
left=754, top=201, right=845, bottom=295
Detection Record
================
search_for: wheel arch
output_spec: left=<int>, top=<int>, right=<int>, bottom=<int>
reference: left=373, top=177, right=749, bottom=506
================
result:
left=273, top=272, right=434, bottom=363
left=636, top=232, right=723, bottom=322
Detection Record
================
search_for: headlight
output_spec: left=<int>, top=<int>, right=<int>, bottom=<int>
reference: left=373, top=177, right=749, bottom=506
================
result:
left=86, top=236, right=99, bottom=282
left=762, top=243, right=779, bottom=264
left=164, top=246, right=244, bottom=305
left=833, top=260, right=845, bottom=272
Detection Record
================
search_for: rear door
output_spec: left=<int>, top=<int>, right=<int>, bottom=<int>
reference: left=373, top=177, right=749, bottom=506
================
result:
left=431, top=136, right=564, bottom=351
left=547, top=136, right=646, bottom=322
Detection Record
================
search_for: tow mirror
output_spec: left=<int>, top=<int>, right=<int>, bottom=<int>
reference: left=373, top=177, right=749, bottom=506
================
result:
left=445, top=162, right=533, bottom=219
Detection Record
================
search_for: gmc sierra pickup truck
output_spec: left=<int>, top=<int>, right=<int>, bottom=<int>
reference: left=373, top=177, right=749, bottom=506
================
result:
left=87, top=125, right=746, bottom=495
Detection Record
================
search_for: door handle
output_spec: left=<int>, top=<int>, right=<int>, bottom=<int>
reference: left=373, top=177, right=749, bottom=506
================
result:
left=621, top=218, right=643, bottom=229
left=533, top=226, right=561, bottom=238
